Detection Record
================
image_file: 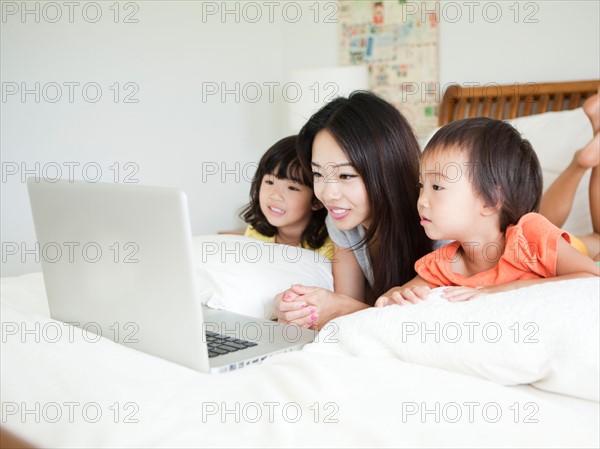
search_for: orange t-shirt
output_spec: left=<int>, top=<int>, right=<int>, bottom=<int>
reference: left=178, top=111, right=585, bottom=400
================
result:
left=415, top=213, right=571, bottom=288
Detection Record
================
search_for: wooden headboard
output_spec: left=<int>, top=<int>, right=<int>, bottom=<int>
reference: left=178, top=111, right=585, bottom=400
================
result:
left=438, top=80, right=600, bottom=126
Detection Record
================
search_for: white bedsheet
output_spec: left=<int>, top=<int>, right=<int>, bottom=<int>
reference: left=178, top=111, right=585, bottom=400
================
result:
left=1, top=270, right=599, bottom=448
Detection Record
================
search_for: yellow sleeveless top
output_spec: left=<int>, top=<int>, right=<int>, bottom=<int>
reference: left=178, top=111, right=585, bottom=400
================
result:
left=244, top=226, right=335, bottom=260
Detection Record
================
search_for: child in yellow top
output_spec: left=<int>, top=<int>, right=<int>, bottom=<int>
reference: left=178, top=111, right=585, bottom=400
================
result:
left=240, top=136, right=334, bottom=260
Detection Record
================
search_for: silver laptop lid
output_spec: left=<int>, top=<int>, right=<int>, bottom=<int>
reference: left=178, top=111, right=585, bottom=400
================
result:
left=27, top=178, right=209, bottom=372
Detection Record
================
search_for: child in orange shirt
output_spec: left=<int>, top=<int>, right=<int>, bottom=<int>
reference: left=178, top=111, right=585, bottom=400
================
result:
left=376, top=117, right=599, bottom=306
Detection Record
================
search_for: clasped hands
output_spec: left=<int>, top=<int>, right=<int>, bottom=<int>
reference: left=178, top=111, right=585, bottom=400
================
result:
left=274, top=284, right=331, bottom=330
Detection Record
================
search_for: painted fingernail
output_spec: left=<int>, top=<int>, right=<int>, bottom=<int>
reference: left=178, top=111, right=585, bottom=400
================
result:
left=311, top=314, right=318, bottom=320
left=283, top=294, right=291, bottom=300
left=308, top=307, right=315, bottom=313
left=299, top=302, right=307, bottom=309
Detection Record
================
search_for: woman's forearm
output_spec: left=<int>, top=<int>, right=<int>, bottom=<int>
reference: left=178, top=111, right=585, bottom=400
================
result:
left=331, top=294, right=370, bottom=320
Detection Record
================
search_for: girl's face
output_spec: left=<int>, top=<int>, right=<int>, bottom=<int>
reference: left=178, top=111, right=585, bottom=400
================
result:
left=311, top=130, right=370, bottom=230
left=259, top=172, right=315, bottom=235
left=417, top=147, right=490, bottom=241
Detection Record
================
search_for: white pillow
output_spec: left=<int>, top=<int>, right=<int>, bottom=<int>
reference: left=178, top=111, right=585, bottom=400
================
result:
left=191, top=235, right=333, bottom=319
left=311, top=278, right=599, bottom=401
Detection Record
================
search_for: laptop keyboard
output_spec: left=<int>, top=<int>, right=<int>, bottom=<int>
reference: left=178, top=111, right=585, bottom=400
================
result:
left=205, top=331, right=258, bottom=358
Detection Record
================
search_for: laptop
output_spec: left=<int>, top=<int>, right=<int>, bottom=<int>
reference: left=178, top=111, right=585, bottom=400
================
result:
left=27, top=178, right=316, bottom=373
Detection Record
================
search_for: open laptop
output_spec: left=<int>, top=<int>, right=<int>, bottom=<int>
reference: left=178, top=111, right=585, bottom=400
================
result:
left=27, top=178, right=315, bottom=373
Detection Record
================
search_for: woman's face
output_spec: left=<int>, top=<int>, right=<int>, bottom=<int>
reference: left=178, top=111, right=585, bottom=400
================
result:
left=311, top=130, right=370, bottom=231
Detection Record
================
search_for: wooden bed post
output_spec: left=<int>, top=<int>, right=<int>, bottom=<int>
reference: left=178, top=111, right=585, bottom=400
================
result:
left=438, top=80, right=600, bottom=126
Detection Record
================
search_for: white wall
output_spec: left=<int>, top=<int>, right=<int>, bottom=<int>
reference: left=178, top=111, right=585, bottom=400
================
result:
left=0, top=1, right=338, bottom=276
left=438, top=0, right=600, bottom=86
left=1, top=1, right=598, bottom=276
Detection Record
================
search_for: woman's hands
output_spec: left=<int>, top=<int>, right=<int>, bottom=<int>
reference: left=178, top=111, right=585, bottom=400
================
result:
left=273, top=244, right=370, bottom=329
left=274, top=284, right=364, bottom=330
left=274, top=286, right=318, bottom=329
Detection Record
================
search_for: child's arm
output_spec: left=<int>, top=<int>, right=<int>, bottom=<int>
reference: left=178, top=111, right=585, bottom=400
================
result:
left=443, top=238, right=600, bottom=302
left=374, top=275, right=431, bottom=307
left=555, top=237, right=600, bottom=276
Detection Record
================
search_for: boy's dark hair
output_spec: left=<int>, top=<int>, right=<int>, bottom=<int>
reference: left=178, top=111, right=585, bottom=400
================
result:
left=297, top=91, right=432, bottom=303
left=240, top=135, right=328, bottom=249
left=423, top=117, right=543, bottom=233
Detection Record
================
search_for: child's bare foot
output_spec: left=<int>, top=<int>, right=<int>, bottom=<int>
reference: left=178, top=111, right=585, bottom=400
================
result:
left=577, top=133, right=600, bottom=168
left=583, top=93, right=599, bottom=134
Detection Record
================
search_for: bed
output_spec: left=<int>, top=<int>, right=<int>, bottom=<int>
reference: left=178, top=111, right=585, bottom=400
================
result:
left=2, top=80, right=599, bottom=448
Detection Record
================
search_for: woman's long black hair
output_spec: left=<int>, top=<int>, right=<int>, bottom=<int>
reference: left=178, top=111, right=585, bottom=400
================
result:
left=297, top=91, right=432, bottom=302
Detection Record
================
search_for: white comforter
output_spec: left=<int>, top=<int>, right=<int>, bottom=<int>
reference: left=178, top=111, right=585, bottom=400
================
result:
left=1, top=271, right=599, bottom=448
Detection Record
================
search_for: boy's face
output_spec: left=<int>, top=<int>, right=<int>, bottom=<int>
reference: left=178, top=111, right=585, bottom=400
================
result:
left=417, top=146, right=490, bottom=241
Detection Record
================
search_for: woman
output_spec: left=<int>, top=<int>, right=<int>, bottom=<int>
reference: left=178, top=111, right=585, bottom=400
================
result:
left=274, top=91, right=432, bottom=328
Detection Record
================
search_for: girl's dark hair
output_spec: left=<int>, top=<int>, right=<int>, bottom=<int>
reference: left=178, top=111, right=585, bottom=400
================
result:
left=423, top=117, right=542, bottom=232
left=297, top=91, right=432, bottom=303
left=240, top=135, right=328, bottom=249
